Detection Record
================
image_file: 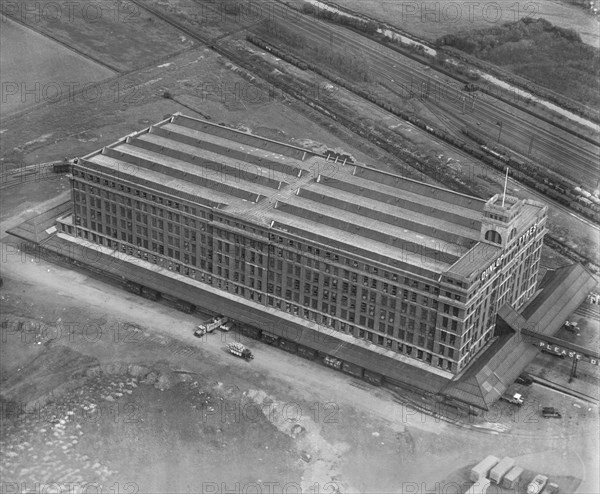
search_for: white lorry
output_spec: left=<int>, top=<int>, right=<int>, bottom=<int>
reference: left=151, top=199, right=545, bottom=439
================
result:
left=489, top=457, right=515, bottom=484
left=502, top=466, right=524, bottom=489
left=470, top=456, right=499, bottom=482
left=194, top=315, right=228, bottom=337
left=501, top=393, right=524, bottom=406
left=227, top=342, right=254, bottom=361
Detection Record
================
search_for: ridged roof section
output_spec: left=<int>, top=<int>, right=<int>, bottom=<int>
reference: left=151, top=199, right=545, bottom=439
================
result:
left=81, top=113, right=492, bottom=273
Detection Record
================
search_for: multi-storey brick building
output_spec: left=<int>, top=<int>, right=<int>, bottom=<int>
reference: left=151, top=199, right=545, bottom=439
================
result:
left=57, top=113, right=547, bottom=378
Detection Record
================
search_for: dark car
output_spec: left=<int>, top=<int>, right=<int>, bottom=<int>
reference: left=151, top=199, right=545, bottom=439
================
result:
left=541, top=348, right=565, bottom=359
left=542, top=407, right=562, bottom=418
left=516, top=374, right=533, bottom=386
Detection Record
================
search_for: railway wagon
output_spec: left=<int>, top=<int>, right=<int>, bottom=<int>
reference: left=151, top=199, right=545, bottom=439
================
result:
left=342, top=361, right=364, bottom=378
left=125, top=281, right=142, bottom=295
left=363, top=369, right=384, bottom=386
left=279, top=339, right=298, bottom=354
left=297, top=345, right=317, bottom=360
left=239, top=325, right=262, bottom=340
left=52, top=163, right=72, bottom=173
left=323, top=355, right=343, bottom=370
left=175, top=299, right=195, bottom=314
left=261, top=332, right=281, bottom=346
left=141, top=286, right=161, bottom=301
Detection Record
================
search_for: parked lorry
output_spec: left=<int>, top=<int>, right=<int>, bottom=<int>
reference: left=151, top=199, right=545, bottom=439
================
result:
left=542, top=407, right=562, bottom=418
left=194, top=315, right=228, bottom=337
left=464, top=479, right=490, bottom=494
left=502, top=466, right=524, bottom=489
left=227, top=342, right=253, bottom=361
left=501, top=393, right=524, bottom=406
left=489, top=457, right=515, bottom=484
left=219, top=321, right=234, bottom=332
left=470, top=455, right=499, bottom=482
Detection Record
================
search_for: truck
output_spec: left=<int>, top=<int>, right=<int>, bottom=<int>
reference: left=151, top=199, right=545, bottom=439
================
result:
left=219, top=321, right=234, bottom=332
left=470, top=455, right=499, bottom=482
left=194, top=315, right=228, bottom=337
left=465, top=479, right=490, bottom=494
left=227, top=342, right=253, bottom=361
left=542, top=407, right=562, bottom=418
left=489, top=456, right=515, bottom=484
left=501, top=393, right=524, bottom=406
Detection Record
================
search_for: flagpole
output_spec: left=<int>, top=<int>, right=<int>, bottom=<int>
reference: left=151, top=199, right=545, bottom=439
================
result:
left=502, top=167, right=509, bottom=207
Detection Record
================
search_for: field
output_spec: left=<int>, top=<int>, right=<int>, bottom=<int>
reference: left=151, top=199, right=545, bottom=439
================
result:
left=0, top=18, right=115, bottom=117
left=2, top=0, right=195, bottom=71
left=301, top=0, right=600, bottom=47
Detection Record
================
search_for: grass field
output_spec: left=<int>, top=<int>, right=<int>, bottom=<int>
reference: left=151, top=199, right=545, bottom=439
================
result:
left=0, top=18, right=116, bottom=117
left=3, top=0, right=195, bottom=72
left=299, top=0, right=600, bottom=47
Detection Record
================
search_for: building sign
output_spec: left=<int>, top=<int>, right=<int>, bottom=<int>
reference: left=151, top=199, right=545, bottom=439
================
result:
left=480, top=223, right=539, bottom=282
left=481, top=253, right=505, bottom=282
left=538, top=341, right=598, bottom=365
left=519, top=223, right=538, bottom=244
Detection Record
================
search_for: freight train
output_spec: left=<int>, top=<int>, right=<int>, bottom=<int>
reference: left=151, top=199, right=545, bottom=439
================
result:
left=123, top=278, right=385, bottom=385
left=238, top=324, right=384, bottom=385
left=463, top=129, right=600, bottom=224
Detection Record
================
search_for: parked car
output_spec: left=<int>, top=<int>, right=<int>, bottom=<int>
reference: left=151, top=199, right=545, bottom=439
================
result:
left=516, top=374, right=533, bottom=386
left=542, top=407, right=562, bottom=418
left=527, top=474, right=549, bottom=494
left=541, top=347, right=565, bottom=358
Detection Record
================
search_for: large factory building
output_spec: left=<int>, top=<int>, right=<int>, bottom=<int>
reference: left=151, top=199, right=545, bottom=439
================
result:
left=27, top=113, right=574, bottom=408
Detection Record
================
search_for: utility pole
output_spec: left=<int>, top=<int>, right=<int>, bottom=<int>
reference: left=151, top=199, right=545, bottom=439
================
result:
left=496, top=121, right=503, bottom=143
left=569, top=357, right=578, bottom=383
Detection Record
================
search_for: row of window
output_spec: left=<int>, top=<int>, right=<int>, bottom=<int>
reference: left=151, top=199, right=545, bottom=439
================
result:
left=66, top=224, right=461, bottom=368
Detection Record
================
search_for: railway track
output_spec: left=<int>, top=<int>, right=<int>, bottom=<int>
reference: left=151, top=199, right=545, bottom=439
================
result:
left=131, top=0, right=600, bottom=238
left=258, top=5, right=600, bottom=184
left=0, top=163, right=60, bottom=191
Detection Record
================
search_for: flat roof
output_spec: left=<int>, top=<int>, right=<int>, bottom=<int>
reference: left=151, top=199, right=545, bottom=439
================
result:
left=79, top=113, right=538, bottom=274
